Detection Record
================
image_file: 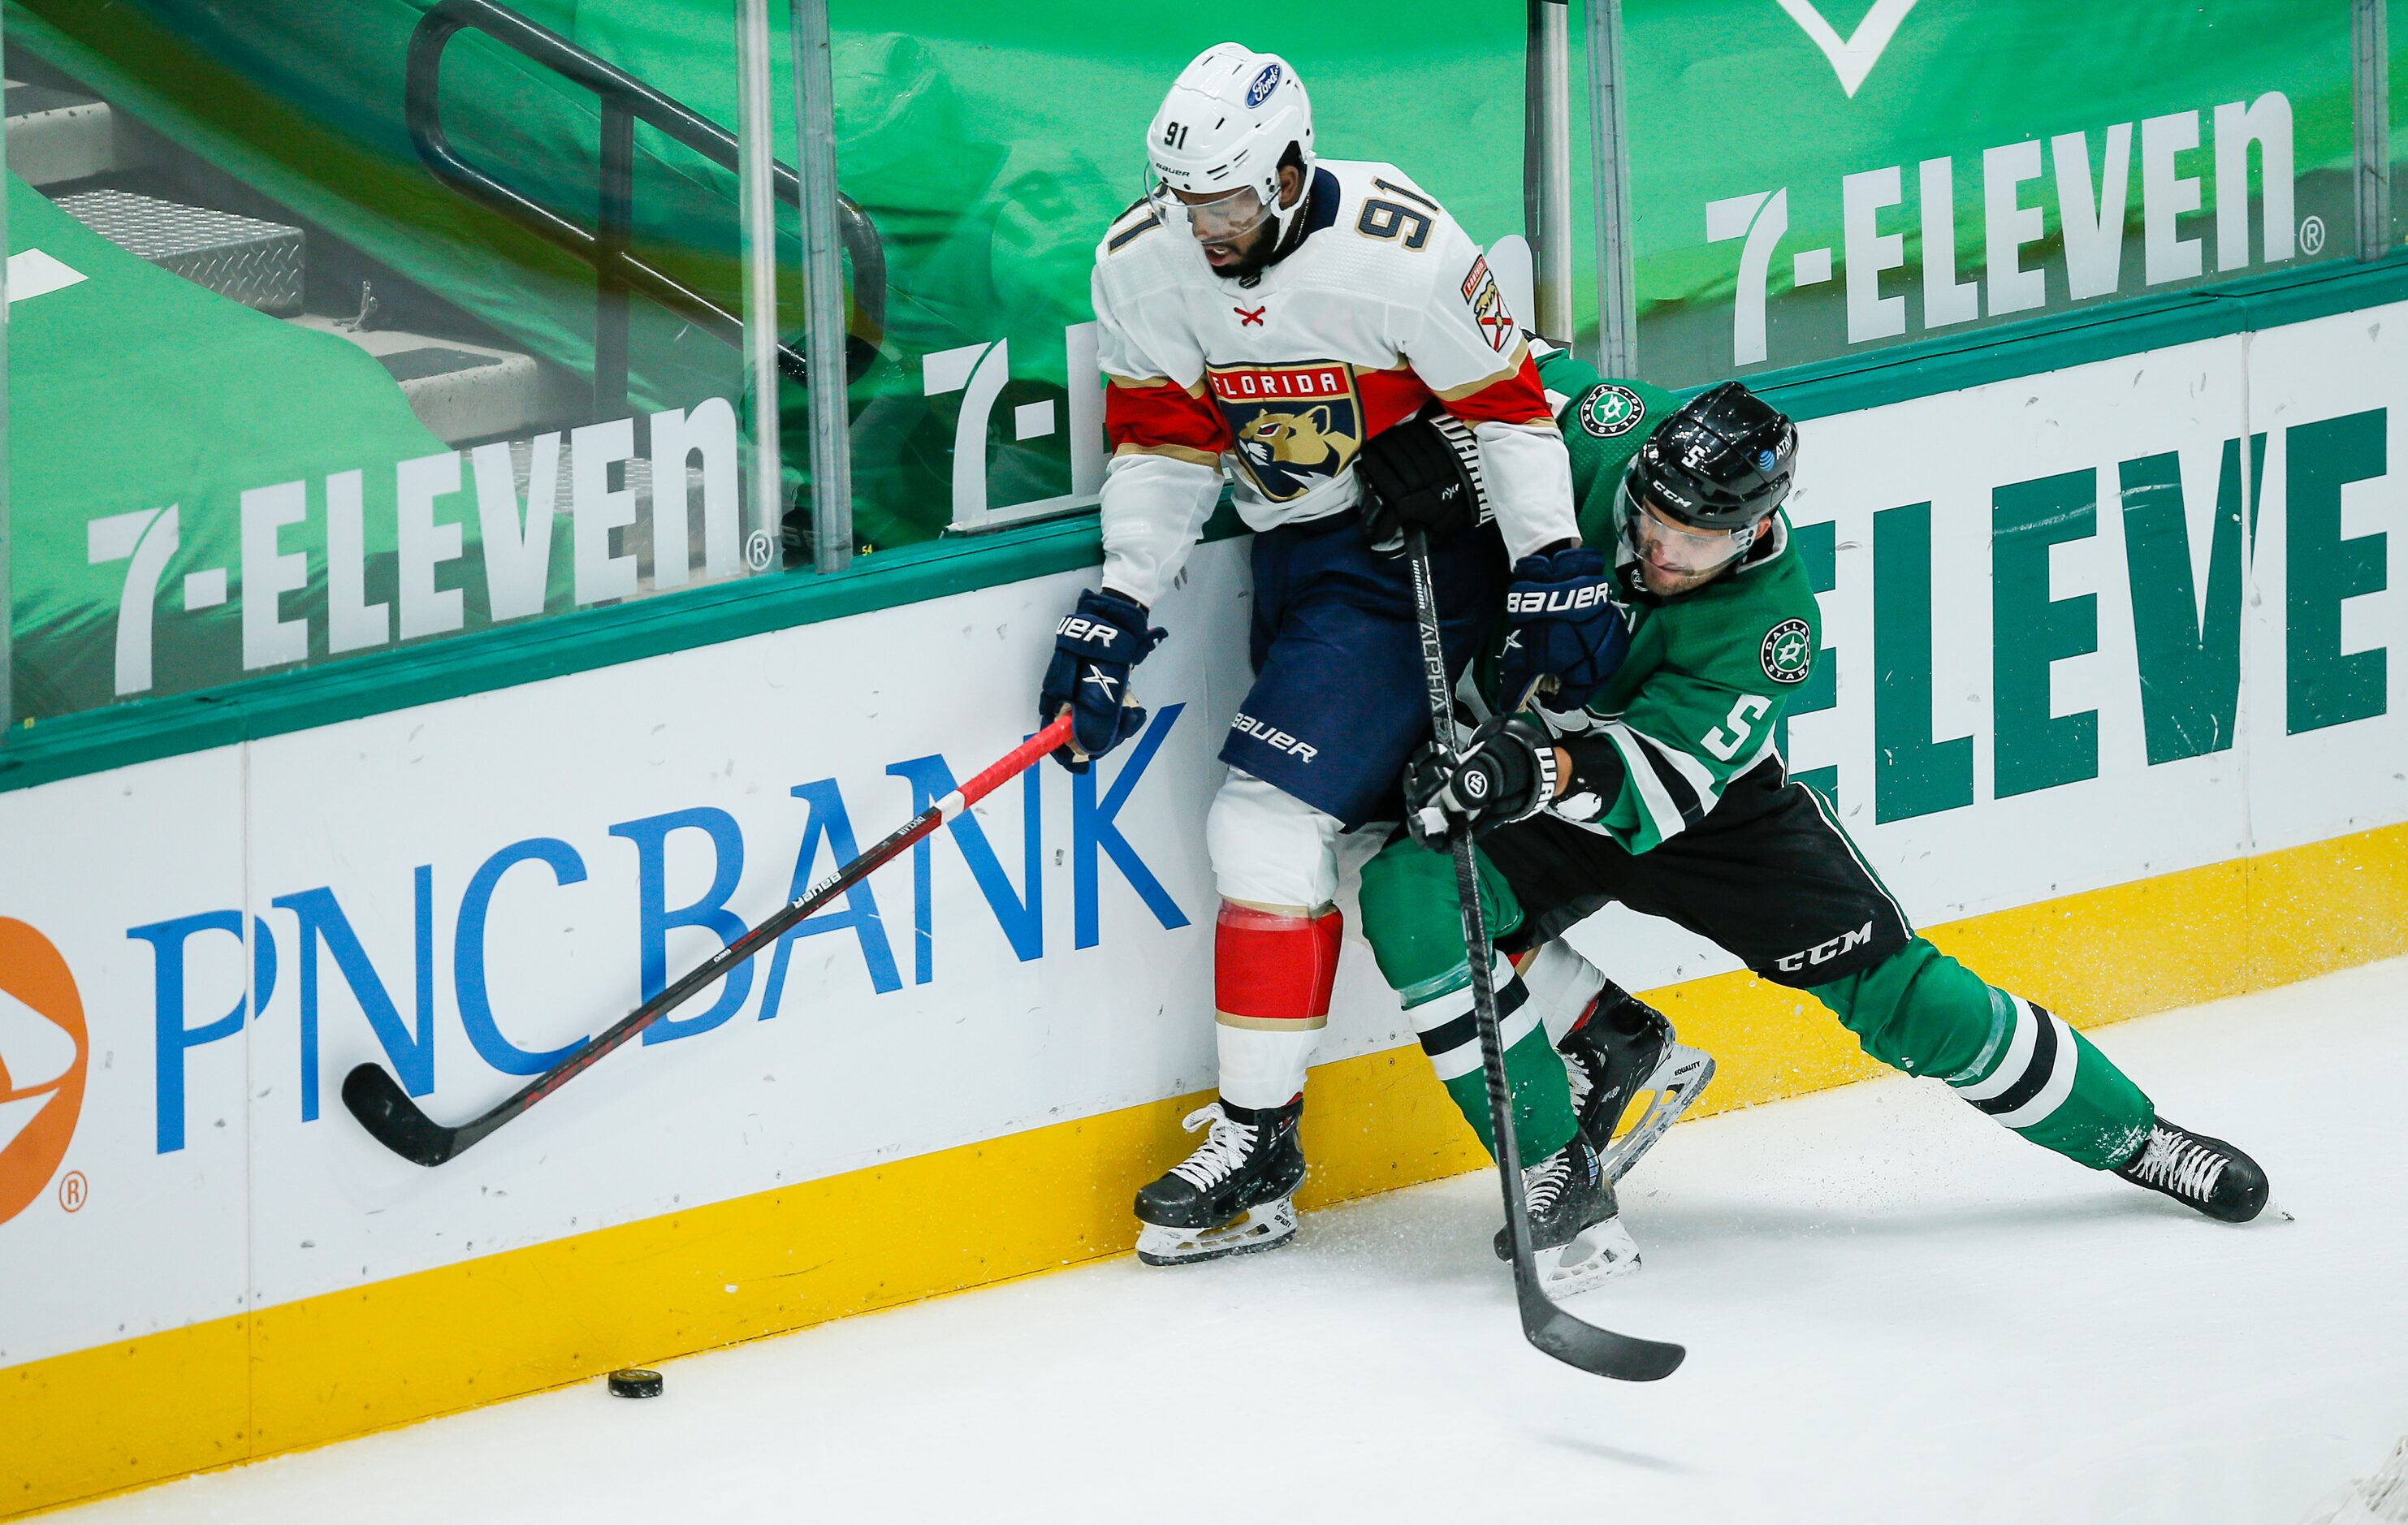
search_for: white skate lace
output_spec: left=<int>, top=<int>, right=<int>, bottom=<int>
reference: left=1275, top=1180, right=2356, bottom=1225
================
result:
left=2125, top=1126, right=2226, bottom=1201
left=1563, top=1052, right=1594, bottom=1113
left=1169, top=1104, right=1258, bottom=1190
left=1523, top=1150, right=1574, bottom=1217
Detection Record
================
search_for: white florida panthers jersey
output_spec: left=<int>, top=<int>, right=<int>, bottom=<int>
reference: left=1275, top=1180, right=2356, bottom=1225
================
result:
left=1088, top=158, right=1578, bottom=607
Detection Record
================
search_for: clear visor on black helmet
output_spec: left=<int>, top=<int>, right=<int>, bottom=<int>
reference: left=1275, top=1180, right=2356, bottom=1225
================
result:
left=1147, top=179, right=1276, bottom=244
left=1618, top=476, right=1757, bottom=576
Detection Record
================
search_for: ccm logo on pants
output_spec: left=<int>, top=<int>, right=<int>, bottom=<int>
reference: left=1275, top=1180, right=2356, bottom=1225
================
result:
left=1231, top=713, right=1319, bottom=762
left=1775, top=921, right=1875, bottom=973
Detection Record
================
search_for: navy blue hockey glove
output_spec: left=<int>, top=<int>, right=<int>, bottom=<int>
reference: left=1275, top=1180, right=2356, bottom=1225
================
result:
left=1499, top=546, right=1629, bottom=709
left=1404, top=714, right=1560, bottom=847
left=1039, top=588, right=1165, bottom=771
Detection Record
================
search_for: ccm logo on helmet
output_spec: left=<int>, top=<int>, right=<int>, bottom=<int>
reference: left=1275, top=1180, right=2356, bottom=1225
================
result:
left=1507, top=585, right=1615, bottom=616
left=1057, top=616, right=1122, bottom=647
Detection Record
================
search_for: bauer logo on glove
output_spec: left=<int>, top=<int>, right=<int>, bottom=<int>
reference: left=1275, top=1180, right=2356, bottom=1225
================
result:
left=1499, top=546, right=1630, bottom=708
left=1057, top=615, right=1128, bottom=648
left=1505, top=581, right=1616, bottom=616
left=1039, top=588, right=1165, bottom=770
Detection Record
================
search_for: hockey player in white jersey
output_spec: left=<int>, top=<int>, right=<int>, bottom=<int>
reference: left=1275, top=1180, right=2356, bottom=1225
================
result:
left=1035, top=45, right=1628, bottom=1264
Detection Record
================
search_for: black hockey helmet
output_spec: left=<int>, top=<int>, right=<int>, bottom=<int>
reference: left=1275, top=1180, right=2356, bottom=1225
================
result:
left=1622, top=382, right=1797, bottom=533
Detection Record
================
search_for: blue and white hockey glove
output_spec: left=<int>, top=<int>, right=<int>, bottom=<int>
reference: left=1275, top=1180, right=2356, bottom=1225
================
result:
left=1039, top=588, right=1165, bottom=771
left=1499, top=546, right=1629, bottom=709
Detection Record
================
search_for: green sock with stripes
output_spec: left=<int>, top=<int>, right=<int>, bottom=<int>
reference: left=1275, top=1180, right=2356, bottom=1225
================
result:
left=1435, top=999, right=1580, bottom=1169
left=1812, top=939, right=2154, bottom=1170
left=1358, top=834, right=1577, bottom=1169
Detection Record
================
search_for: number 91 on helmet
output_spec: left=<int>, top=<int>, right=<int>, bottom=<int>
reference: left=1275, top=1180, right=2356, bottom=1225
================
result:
left=1145, top=44, right=1315, bottom=248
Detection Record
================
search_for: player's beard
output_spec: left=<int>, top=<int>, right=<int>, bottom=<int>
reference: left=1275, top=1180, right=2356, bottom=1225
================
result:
left=1203, top=216, right=1284, bottom=282
left=1635, top=555, right=1734, bottom=598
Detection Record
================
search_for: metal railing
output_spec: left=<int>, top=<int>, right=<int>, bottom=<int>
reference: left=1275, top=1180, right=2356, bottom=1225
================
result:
left=2355, top=0, right=2392, bottom=261
left=402, top=0, right=887, bottom=423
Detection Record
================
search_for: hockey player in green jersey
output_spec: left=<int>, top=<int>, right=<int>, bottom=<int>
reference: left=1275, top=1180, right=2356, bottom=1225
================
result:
left=1352, top=341, right=2273, bottom=1294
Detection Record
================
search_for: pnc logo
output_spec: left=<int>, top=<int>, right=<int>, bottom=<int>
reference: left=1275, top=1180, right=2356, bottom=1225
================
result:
left=0, top=919, right=89, bottom=1225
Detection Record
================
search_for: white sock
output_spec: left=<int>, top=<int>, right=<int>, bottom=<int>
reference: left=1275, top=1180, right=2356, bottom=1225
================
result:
left=1215, top=1022, right=1316, bottom=1111
left=1520, top=940, right=1609, bottom=1046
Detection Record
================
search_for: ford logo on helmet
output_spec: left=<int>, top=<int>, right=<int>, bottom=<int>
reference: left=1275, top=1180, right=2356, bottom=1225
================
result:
left=1246, top=63, right=1282, bottom=107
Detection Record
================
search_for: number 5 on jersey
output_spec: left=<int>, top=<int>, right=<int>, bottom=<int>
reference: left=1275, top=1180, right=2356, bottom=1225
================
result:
left=1701, top=693, right=1771, bottom=761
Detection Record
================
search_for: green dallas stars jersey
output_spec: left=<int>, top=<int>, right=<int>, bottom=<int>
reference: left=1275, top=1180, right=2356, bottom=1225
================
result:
left=1355, top=346, right=2163, bottom=1180
left=1525, top=345, right=1822, bottom=855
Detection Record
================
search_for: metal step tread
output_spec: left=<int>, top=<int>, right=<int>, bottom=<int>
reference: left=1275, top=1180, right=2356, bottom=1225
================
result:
left=54, top=188, right=303, bottom=314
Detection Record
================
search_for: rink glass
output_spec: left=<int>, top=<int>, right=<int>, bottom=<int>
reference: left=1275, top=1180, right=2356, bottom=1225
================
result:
left=0, top=0, right=2381, bottom=728
left=811, top=2, right=1533, bottom=547
left=1621, top=0, right=2366, bottom=386
left=2395, top=0, right=2407, bottom=254
left=2, top=0, right=779, bottom=723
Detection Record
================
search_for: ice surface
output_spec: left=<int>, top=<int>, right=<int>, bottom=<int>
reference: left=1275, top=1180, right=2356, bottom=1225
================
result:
left=63, top=960, right=2408, bottom=1525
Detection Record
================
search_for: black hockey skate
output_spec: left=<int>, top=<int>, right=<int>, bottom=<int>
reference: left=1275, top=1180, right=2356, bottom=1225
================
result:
left=1134, top=1097, right=1306, bottom=1266
left=1560, top=983, right=1715, bottom=1183
left=2112, top=1119, right=2270, bottom=1223
left=1491, top=1132, right=1638, bottom=1295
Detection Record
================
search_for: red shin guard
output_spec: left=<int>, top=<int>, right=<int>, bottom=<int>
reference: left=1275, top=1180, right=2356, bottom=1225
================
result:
left=1214, top=902, right=1342, bottom=1023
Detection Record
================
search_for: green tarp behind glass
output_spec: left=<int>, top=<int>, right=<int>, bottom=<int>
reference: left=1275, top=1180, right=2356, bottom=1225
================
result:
left=6, top=0, right=1528, bottom=574
left=6, top=175, right=453, bottom=719
left=1, top=0, right=2374, bottom=717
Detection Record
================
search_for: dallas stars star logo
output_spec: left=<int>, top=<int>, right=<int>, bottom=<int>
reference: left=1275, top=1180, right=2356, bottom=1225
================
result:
left=1761, top=618, right=1813, bottom=685
left=1577, top=383, right=1646, bottom=438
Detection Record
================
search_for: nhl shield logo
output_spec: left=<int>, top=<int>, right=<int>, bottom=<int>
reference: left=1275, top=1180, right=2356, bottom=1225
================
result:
left=1208, top=361, right=1364, bottom=503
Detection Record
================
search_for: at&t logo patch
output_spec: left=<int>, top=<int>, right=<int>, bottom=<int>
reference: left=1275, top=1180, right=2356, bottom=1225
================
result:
left=0, top=919, right=89, bottom=1226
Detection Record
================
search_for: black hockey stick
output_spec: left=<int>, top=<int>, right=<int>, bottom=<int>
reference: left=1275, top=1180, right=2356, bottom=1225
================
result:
left=1403, top=529, right=1684, bottom=1382
left=342, top=713, right=1075, bottom=1166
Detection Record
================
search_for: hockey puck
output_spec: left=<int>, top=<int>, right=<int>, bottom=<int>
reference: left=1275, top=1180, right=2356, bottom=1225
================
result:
left=607, top=1367, right=663, bottom=1399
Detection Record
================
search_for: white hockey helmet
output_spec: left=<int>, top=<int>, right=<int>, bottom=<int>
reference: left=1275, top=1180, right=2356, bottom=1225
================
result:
left=1144, top=44, right=1315, bottom=244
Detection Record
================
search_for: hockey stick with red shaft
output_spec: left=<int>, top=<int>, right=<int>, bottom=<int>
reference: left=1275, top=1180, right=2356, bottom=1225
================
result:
left=342, top=714, right=1075, bottom=1167
left=1403, top=528, right=1684, bottom=1382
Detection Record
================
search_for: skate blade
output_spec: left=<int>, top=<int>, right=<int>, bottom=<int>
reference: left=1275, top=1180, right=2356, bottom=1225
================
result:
left=1135, top=1199, right=1298, bottom=1266
left=1602, top=1047, right=1716, bottom=1184
left=1537, top=1217, right=1641, bottom=1298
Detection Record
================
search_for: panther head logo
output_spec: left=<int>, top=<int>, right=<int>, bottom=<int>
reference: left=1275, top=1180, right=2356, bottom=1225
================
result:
left=1236, top=405, right=1347, bottom=471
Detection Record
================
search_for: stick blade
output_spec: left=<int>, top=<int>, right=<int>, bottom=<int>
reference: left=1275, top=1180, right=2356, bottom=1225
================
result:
left=1521, top=1288, right=1686, bottom=1382
left=341, top=1062, right=459, bottom=1167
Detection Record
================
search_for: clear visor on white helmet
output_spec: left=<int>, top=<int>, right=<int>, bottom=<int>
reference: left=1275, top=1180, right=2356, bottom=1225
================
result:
left=1619, top=477, right=1757, bottom=576
left=1147, top=179, right=1277, bottom=245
